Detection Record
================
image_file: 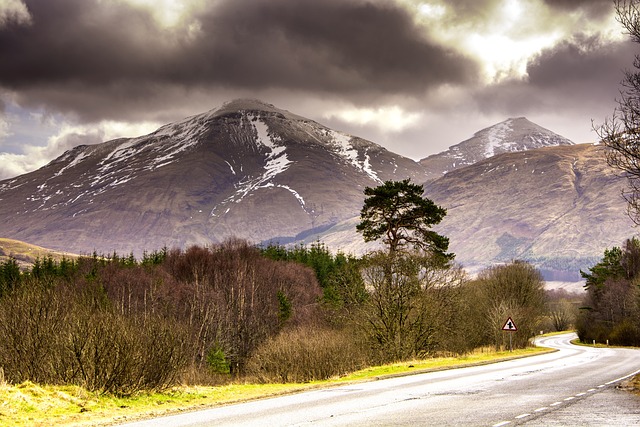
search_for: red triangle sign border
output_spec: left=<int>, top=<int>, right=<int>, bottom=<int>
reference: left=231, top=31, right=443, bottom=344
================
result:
left=502, top=317, right=517, bottom=331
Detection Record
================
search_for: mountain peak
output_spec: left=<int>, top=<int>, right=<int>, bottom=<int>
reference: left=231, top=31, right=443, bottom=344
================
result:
left=220, top=98, right=278, bottom=111
left=208, top=98, right=307, bottom=121
left=0, top=99, right=426, bottom=256
left=420, top=117, right=574, bottom=180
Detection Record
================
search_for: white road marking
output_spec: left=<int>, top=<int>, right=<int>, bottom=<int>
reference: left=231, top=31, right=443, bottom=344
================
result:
left=606, top=368, right=640, bottom=385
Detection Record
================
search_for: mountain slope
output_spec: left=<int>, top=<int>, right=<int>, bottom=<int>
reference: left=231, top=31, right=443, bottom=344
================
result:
left=425, top=143, right=635, bottom=273
left=420, top=117, right=575, bottom=181
left=310, top=143, right=636, bottom=280
left=0, top=99, right=427, bottom=255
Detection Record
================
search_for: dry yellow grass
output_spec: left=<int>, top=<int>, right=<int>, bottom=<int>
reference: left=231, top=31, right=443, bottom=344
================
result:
left=0, top=238, right=77, bottom=267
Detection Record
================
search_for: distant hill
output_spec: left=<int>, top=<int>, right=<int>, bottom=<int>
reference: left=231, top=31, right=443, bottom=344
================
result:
left=0, top=238, right=77, bottom=269
left=424, top=143, right=635, bottom=275
left=307, top=143, right=636, bottom=287
left=420, top=117, right=575, bottom=181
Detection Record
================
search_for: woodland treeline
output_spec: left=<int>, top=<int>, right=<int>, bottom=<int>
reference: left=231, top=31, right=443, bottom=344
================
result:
left=578, top=238, right=640, bottom=346
left=0, top=238, right=579, bottom=395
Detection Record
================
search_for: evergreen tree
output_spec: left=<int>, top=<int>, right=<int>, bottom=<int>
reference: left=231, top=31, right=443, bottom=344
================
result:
left=356, top=179, right=452, bottom=260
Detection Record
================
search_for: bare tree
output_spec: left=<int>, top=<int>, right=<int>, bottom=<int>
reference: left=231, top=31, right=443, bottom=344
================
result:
left=471, top=261, right=547, bottom=349
left=359, top=251, right=462, bottom=361
left=596, top=0, right=640, bottom=223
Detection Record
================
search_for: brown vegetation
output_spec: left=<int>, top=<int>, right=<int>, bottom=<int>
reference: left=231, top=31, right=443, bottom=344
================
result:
left=0, top=236, right=562, bottom=396
left=0, top=239, right=321, bottom=394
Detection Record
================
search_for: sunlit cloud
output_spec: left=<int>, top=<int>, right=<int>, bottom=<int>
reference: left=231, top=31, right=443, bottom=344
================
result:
left=325, top=106, right=423, bottom=133
left=0, top=119, right=161, bottom=180
left=407, top=0, right=622, bottom=83
left=121, top=0, right=205, bottom=31
left=0, top=0, right=32, bottom=27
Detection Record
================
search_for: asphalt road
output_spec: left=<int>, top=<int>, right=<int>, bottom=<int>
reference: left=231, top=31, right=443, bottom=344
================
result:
left=121, top=333, right=640, bottom=426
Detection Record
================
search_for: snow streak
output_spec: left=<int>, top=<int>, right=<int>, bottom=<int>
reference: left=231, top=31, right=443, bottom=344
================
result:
left=211, top=113, right=296, bottom=216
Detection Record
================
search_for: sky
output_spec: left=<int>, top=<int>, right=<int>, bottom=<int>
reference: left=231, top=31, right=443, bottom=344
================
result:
left=0, top=0, right=636, bottom=179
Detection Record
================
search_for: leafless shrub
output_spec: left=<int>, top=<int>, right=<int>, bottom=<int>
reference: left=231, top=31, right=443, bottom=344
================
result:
left=246, top=326, right=369, bottom=383
left=66, top=307, right=189, bottom=395
left=0, top=281, right=67, bottom=384
left=465, top=261, right=547, bottom=350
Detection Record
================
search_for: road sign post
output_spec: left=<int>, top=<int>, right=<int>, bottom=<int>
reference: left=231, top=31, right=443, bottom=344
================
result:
left=502, top=317, right=517, bottom=352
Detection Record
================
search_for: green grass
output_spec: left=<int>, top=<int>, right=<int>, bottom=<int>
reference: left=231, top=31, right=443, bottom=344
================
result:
left=571, top=338, right=640, bottom=349
left=336, top=346, right=549, bottom=382
left=0, top=346, right=552, bottom=426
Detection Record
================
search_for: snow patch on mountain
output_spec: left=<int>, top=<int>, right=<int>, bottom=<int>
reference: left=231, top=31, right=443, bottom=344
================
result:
left=53, top=150, right=88, bottom=177
left=225, top=161, right=236, bottom=175
left=328, top=130, right=382, bottom=183
left=210, top=115, right=295, bottom=217
left=252, top=115, right=292, bottom=179
left=484, top=120, right=513, bottom=157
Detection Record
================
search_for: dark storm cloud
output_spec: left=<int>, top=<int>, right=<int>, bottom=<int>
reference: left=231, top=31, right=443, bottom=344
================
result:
left=473, top=35, right=636, bottom=115
left=527, top=35, right=634, bottom=89
left=0, top=0, right=478, bottom=122
left=195, top=0, right=477, bottom=90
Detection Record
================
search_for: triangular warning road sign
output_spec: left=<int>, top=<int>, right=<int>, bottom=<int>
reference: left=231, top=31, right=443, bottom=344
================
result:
left=502, top=317, right=517, bottom=331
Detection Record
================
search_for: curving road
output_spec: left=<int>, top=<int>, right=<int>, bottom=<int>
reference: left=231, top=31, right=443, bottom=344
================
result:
left=121, top=333, right=640, bottom=426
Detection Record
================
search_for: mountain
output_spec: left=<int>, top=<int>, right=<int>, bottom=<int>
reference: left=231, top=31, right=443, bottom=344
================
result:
left=0, top=99, right=426, bottom=255
left=420, top=117, right=575, bottom=181
left=1, top=101, right=634, bottom=287
left=425, top=143, right=635, bottom=276
left=308, top=143, right=637, bottom=284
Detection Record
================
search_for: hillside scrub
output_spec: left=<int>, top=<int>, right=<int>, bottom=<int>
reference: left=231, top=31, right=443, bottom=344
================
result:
left=259, top=241, right=367, bottom=322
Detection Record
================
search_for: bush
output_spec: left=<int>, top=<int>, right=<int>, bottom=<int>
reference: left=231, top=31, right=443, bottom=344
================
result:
left=0, top=280, right=189, bottom=395
left=0, top=282, right=67, bottom=384
left=609, top=319, right=640, bottom=346
left=246, top=326, right=369, bottom=383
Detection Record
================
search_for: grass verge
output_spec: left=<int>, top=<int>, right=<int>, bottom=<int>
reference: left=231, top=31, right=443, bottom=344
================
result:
left=0, top=346, right=551, bottom=426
